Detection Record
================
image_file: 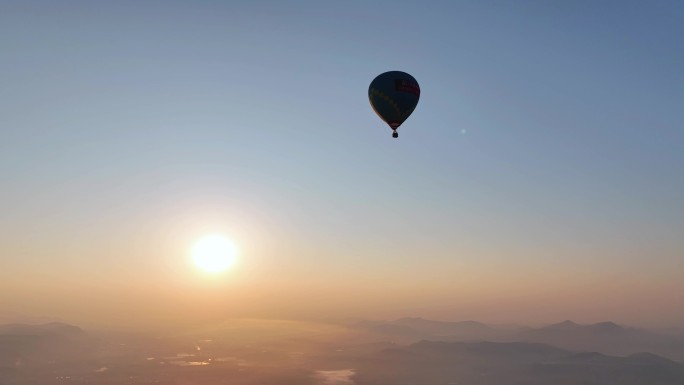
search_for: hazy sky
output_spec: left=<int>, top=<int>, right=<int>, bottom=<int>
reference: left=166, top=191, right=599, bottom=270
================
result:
left=1, top=1, right=683, bottom=330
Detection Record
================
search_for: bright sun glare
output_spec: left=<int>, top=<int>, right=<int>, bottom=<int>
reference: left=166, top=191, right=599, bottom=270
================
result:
left=192, top=234, right=237, bottom=274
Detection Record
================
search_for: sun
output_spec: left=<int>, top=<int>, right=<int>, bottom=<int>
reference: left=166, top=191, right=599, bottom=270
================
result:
left=191, top=234, right=237, bottom=274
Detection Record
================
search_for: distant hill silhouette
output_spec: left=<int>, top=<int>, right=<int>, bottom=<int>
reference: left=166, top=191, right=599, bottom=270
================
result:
left=0, top=322, right=84, bottom=337
left=349, top=317, right=684, bottom=361
left=393, top=317, right=497, bottom=338
left=0, top=322, right=95, bottom=368
left=354, top=340, right=684, bottom=385
left=352, top=317, right=501, bottom=342
left=515, top=320, right=684, bottom=360
left=531, top=320, right=624, bottom=333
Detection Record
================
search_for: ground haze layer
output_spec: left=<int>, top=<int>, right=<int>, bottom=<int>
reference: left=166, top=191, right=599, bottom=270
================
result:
left=2, top=318, right=684, bottom=384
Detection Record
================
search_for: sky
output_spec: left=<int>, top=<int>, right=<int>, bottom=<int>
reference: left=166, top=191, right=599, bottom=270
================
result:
left=1, top=1, right=683, bottom=330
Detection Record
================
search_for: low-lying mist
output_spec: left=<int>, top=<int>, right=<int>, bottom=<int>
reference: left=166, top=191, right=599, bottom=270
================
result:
left=2, top=317, right=684, bottom=385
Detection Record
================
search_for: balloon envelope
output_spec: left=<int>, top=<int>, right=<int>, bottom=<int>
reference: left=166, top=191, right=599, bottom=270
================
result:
left=368, top=71, right=420, bottom=131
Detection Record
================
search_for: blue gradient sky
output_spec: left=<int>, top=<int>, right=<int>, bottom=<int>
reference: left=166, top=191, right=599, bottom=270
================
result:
left=1, top=1, right=683, bottom=328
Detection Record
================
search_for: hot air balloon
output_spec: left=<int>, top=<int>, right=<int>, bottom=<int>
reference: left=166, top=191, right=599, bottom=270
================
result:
left=368, top=71, right=420, bottom=138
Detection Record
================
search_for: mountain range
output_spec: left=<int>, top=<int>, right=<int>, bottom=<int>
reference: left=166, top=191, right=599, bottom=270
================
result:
left=353, top=340, right=684, bottom=385
left=0, top=322, right=95, bottom=368
left=349, top=317, right=684, bottom=361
